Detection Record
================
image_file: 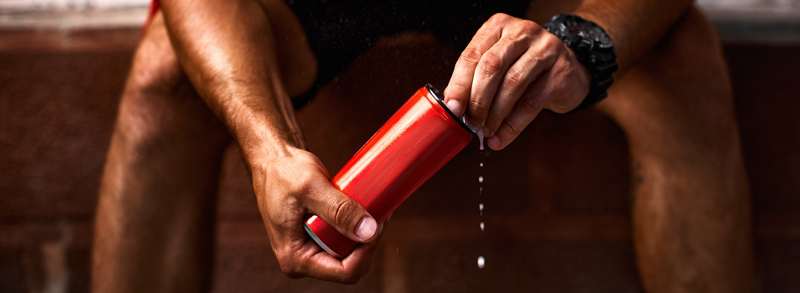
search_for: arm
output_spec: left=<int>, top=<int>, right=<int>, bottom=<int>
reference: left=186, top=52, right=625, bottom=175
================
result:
left=159, top=0, right=382, bottom=283
left=443, top=0, right=693, bottom=149
left=573, top=0, right=694, bottom=76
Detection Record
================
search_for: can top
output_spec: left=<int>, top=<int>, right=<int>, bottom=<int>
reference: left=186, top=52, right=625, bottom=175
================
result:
left=425, top=84, right=478, bottom=136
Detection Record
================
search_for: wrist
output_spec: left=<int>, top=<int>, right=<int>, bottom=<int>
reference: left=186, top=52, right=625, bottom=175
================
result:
left=542, top=14, right=618, bottom=112
left=238, top=125, right=305, bottom=168
left=212, top=87, right=305, bottom=166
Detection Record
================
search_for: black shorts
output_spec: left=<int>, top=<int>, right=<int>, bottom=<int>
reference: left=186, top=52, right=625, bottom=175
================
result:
left=287, top=0, right=531, bottom=109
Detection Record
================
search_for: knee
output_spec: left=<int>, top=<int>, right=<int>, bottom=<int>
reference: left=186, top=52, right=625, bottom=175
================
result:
left=124, top=20, right=183, bottom=100
left=666, top=6, right=738, bottom=137
left=116, top=53, right=182, bottom=146
left=651, top=5, right=733, bottom=103
left=602, top=6, right=741, bottom=155
left=115, top=41, right=226, bottom=157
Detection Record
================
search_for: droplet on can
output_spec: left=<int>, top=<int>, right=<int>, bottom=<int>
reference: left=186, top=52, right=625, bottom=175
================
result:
left=480, top=222, right=484, bottom=231
left=477, top=256, right=485, bottom=268
left=478, top=176, right=483, bottom=183
left=479, top=203, right=484, bottom=211
left=479, top=162, right=483, bottom=167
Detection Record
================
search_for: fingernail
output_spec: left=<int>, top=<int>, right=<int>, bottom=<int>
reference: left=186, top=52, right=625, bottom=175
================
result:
left=356, top=217, right=377, bottom=241
left=488, top=136, right=502, bottom=150
left=446, top=99, right=462, bottom=116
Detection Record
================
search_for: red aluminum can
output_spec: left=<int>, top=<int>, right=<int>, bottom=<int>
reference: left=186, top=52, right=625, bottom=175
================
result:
left=304, top=84, right=476, bottom=258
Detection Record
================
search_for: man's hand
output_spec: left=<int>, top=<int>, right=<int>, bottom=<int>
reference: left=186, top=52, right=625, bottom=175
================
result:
left=160, top=0, right=385, bottom=283
left=444, top=13, right=592, bottom=150
left=250, top=146, right=385, bottom=283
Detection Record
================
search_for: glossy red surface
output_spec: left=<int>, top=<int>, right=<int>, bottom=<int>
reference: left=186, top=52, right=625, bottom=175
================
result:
left=305, top=85, right=474, bottom=257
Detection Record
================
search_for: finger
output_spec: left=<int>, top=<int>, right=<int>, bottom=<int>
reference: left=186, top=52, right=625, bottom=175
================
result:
left=342, top=219, right=388, bottom=279
left=295, top=220, right=388, bottom=283
left=302, top=178, right=378, bottom=243
left=486, top=69, right=555, bottom=150
left=468, top=35, right=532, bottom=127
left=484, top=33, right=557, bottom=137
left=443, top=13, right=513, bottom=117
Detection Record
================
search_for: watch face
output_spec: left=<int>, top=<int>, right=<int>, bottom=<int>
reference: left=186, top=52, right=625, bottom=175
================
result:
left=567, top=21, right=611, bottom=45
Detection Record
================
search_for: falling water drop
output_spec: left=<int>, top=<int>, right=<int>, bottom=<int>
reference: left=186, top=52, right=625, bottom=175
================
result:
left=480, top=222, right=484, bottom=231
left=477, top=256, right=485, bottom=269
left=478, top=176, right=483, bottom=183
left=478, top=128, right=485, bottom=150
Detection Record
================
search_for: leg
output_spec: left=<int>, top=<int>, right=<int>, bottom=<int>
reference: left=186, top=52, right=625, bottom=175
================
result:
left=91, top=12, right=231, bottom=293
left=596, top=6, right=754, bottom=292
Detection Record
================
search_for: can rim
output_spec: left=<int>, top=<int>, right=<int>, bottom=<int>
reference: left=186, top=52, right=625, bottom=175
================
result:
left=303, top=222, right=343, bottom=259
left=425, top=83, right=478, bottom=136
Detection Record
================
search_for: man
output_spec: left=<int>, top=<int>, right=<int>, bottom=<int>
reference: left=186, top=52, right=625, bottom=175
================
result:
left=92, top=0, right=754, bottom=291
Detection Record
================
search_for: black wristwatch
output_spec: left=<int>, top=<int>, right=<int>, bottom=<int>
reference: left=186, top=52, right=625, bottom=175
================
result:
left=542, top=14, right=618, bottom=112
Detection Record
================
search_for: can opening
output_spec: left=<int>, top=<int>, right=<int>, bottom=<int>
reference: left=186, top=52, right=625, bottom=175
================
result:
left=425, top=83, right=478, bottom=136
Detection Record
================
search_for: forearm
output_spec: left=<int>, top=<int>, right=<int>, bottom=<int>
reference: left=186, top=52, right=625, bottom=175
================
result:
left=160, top=0, right=303, bottom=162
left=570, top=0, right=694, bottom=76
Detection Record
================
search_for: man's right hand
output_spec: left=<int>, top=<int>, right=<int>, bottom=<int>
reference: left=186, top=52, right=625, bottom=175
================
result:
left=160, top=0, right=384, bottom=283
left=249, top=146, right=385, bottom=283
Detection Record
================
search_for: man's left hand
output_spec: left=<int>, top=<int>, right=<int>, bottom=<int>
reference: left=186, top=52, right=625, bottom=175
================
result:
left=444, top=13, right=592, bottom=150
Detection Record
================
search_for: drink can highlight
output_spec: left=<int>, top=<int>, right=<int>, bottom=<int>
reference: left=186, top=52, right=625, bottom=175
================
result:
left=304, top=84, right=476, bottom=258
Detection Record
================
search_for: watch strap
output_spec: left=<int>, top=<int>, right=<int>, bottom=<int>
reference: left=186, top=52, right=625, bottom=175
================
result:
left=542, top=14, right=618, bottom=113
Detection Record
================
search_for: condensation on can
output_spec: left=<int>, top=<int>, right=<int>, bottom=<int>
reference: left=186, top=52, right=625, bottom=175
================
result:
left=304, top=84, right=476, bottom=258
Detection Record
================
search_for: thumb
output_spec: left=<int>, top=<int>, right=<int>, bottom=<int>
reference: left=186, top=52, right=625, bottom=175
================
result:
left=305, top=181, right=378, bottom=243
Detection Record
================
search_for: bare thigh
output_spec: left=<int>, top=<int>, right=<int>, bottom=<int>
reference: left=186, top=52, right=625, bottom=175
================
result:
left=596, top=5, right=753, bottom=292
left=92, top=11, right=231, bottom=293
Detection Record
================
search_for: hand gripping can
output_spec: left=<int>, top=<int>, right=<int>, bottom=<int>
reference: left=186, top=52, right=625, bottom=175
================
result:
left=303, top=84, right=477, bottom=258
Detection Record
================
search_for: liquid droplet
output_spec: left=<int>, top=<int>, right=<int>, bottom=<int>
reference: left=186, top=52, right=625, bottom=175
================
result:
left=480, top=222, right=484, bottom=231
left=478, top=176, right=483, bottom=183
left=477, top=128, right=485, bottom=151
left=477, top=256, right=485, bottom=269
left=480, top=162, right=483, bottom=167
left=479, top=187, right=482, bottom=194
left=479, top=203, right=484, bottom=211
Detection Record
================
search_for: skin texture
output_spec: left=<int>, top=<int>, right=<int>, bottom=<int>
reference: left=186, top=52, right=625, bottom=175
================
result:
left=92, top=0, right=754, bottom=291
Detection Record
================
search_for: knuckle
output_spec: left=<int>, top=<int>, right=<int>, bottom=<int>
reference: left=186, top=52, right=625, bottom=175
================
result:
left=331, top=198, right=358, bottom=227
left=459, top=47, right=483, bottom=65
left=488, top=13, right=511, bottom=24
left=504, top=119, right=523, bottom=137
left=469, top=97, right=491, bottom=116
left=516, top=19, right=539, bottom=34
left=479, top=53, right=504, bottom=76
left=503, top=67, right=526, bottom=90
left=521, top=96, right=542, bottom=115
